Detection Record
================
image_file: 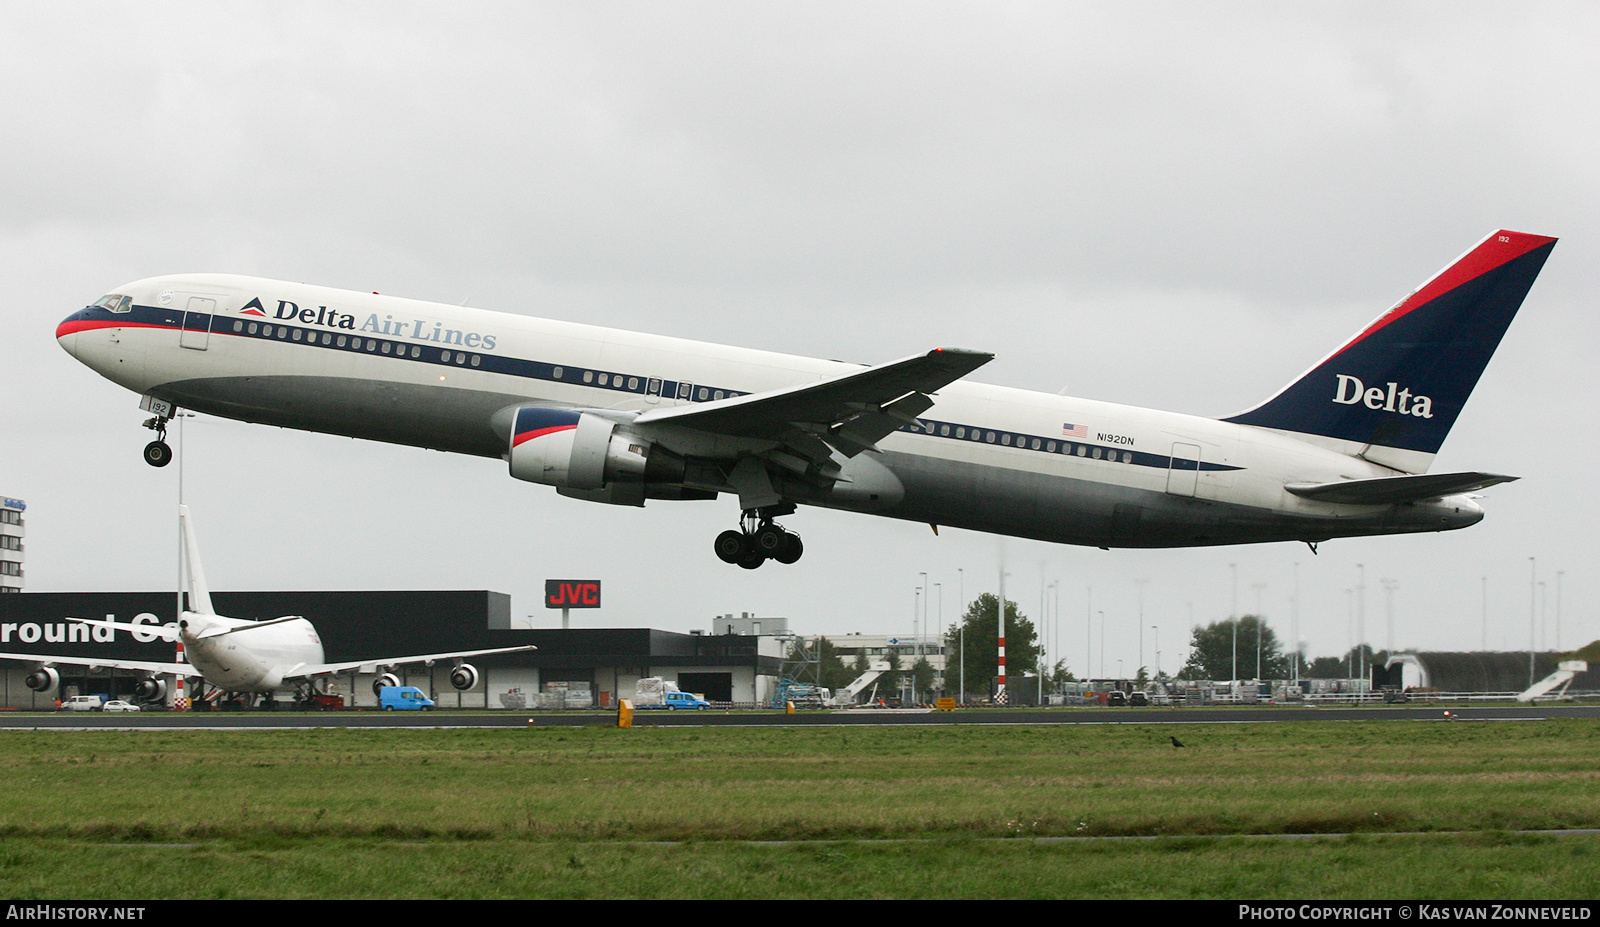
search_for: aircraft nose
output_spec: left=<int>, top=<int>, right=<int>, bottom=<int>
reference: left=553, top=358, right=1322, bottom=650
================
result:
left=56, top=310, right=85, bottom=359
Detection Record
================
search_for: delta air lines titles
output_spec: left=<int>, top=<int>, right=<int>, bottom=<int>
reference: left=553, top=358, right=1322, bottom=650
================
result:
left=238, top=297, right=500, bottom=351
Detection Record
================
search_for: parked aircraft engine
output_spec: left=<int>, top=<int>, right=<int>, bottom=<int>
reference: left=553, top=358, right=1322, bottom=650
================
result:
left=502, top=406, right=685, bottom=506
left=24, top=667, right=59, bottom=693
left=372, top=672, right=401, bottom=696
left=134, top=677, right=167, bottom=702
left=449, top=664, right=479, bottom=691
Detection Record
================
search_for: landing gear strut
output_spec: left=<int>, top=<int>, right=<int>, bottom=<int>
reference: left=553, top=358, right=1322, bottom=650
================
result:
left=142, top=415, right=172, bottom=468
left=714, top=506, right=803, bottom=568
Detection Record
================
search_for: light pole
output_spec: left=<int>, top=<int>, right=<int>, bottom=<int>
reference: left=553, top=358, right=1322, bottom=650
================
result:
left=918, top=572, right=928, bottom=660
left=1151, top=625, right=1160, bottom=677
left=1529, top=557, right=1537, bottom=687
left=1556, top=570, right=1564, bottom=652
left=1230, top=563, right=1239, bottom=683
left=1135, top=578, right=1147, bottom=679
left=1252, top=581, right=1266, bottom=680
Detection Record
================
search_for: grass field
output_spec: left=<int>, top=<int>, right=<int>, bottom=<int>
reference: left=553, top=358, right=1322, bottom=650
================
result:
left=4, top=717, right=1599, bottom=898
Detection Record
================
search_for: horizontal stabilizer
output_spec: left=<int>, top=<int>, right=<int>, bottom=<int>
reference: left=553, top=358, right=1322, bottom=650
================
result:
left=1285, top=471, right=1517, bottom=505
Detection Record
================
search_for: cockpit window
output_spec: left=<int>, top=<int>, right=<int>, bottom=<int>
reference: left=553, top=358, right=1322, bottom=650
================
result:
left=93, top=294, right=132, bottom=313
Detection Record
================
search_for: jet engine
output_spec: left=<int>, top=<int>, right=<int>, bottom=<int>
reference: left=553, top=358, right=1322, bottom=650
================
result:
left=503, top=406, right=685, bottom=506
left=372, top=672, right=401, bottom=696
left=134, top=677, right=168, bottom=703
left=449, top=664, right=479, bottom=691
left=24, top=667, right=59, bottom=693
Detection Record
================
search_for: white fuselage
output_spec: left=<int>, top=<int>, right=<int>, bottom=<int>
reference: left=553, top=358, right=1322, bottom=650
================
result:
left=178, top=611, right=324, bottom=692
left=57, top=274, right=1482, bottom=548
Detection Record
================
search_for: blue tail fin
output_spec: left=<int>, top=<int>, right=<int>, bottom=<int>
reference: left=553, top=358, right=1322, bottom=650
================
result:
left=1224, top=230, right=1556, bottom=470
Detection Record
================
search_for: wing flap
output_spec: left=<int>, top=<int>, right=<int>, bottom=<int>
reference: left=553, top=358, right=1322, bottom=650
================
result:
left=1285, top=471, right=1517, bottom=505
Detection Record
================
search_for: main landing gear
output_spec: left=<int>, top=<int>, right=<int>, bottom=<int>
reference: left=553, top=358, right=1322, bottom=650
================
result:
left=142, top=415, right=172, bottom=468
left=715, top=506, right=803, bottom=569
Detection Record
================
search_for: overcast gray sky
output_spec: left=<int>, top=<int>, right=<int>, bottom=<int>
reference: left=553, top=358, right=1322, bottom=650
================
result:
left=3, top=2, right=1596, bottom=674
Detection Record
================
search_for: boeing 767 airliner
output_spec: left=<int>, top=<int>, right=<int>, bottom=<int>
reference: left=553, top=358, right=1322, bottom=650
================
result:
left=56, top=230, right=1556, bottom=567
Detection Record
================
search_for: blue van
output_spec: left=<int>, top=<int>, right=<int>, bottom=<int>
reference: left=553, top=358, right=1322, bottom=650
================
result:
left=379, top=686, right=435, bottom=711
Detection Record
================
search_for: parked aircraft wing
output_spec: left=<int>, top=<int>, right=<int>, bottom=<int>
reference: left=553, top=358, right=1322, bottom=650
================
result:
left=1285, top=472, right=1517, bottom=505
left=633, top=347, right=993, bottom=458
left=287, top=644, right=537, bottom=679
left=0, top=651, right=190, bottom=676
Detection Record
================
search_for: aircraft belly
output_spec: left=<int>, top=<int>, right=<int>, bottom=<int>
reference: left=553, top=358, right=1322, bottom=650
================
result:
left=872, top=452, right=1435, bottom=548
left=155, top=376, right=516, bottom=458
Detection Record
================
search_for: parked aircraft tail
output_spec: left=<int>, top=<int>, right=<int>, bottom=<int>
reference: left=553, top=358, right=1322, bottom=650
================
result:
left=1224, top=230, right=1556, bottom=473
left=179, top=504, right=215, bottom=616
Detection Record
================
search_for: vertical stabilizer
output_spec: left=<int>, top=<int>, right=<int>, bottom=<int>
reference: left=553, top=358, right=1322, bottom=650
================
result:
left=178, top=505, right=216, bottom=616
left=1223, top=230, right=1556, bottom=473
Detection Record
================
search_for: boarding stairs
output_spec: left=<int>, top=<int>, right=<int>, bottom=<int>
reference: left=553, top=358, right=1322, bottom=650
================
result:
left=1516, top=661, right=1588, bottom=702
left=830, top=661, right=892, bottom=706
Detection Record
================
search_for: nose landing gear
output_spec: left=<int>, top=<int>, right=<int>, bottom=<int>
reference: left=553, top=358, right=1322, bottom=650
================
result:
left=142, top=415, right=172, bottom=468
left=714, top=506, right=803, bottom=568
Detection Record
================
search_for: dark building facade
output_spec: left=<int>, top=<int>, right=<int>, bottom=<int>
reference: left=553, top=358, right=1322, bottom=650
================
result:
left=0, top=592, right=782, bottom=709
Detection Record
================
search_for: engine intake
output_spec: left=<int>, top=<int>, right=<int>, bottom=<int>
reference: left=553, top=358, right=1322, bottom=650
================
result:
left=135, top=677, right=168, bottom=703
left=505, top=407, right=684, bottom=506
left=25, top=667, right=59, bottom=693
left=449, top=664, right=480, bottom=691
left=373, top=672, right=401, bottom=696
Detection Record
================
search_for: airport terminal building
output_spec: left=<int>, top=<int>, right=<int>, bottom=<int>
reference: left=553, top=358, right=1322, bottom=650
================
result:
left=0, top=591, right=785, bottom=709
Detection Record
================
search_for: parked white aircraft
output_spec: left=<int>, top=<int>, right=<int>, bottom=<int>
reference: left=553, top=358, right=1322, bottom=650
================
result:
left=57, top=230, right=1556, bottom=567
left=0, top=506, right=534, bottom=705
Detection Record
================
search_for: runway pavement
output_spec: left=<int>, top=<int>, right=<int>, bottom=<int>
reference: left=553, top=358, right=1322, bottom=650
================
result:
left=4, top=703, right=1598, bottom=730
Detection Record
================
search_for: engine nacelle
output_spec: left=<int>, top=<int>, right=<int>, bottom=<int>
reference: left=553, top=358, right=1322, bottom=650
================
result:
left=505, top=407, right=683, bottom=506
left=449, top=664, right=480, bottom=691
left=25, top=667, right=59, bottom=693
left=373, top=672, right=401, bottom=696
left=134, top=677, right=168, bottom=703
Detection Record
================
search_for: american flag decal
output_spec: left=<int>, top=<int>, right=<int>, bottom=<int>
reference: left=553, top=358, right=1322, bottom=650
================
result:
left=1062, top=423, right=1088, bottom=439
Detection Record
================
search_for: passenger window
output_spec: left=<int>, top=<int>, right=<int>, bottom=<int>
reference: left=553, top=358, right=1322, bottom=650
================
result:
left=410, top=346, right=421, bottom=358
left=985, top=432, right=995, bottom=443
left=337, top=335, right=347, bottom=347
left=1122, top=451, right=1133, bottom=463
left=471, top=355, right=480, bottom=367
left=628, top=376, right=639, bottom=390
left=232, top=320, right=243, bottom=332
left=442, top=351, right=452, bottom=362
left=1046, top=441, right=1056, bottom=453
left=553, top=367, right=564, bottom=379
left=322, top=333, right=332, bottom=345
left=262, top=325, right=272, bottom=336
left=381, top=342, right=391, bottom=354
left=1076, top=445, right=1086, bottom=456
left=1031, top=438, right=1041, bottom=450
left=598, top=373, right=608, bottom=385
left=1001, top=434, right=1011, bottom=446
left=714, top=390, right=725, bottom=400
left=351, top=337, right=361, bottom=349
left=697, top=387, right=708, bottom=400
left=940, top=425, right=950, bottom=436
left=292, top=330, right=302, bottom=341
left=583, top=370, right=594, bottom=383
left=1092, top=447, right=1102, bottom=459
left=366, top=340, right=376, bottom=352
left=248, top=323, right=258, bottom=335
left=456, top=353, right=466, bottom=365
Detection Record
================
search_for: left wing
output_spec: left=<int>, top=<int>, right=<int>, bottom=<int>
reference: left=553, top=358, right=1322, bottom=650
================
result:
left=0, top=651, right=190, bottom=676
left=285, top=645, right=537, bottom=679
left=634, top=347, right=993, bottom=458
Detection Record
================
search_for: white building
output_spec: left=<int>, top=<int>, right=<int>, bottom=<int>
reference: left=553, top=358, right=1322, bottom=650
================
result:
left=0, top=497, right=23, bottom=593
left=804, top=632, right=949, bottom=673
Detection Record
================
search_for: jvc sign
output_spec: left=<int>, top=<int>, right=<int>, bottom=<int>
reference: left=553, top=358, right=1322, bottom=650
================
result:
left=545, top=580, right=601, bottom=609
